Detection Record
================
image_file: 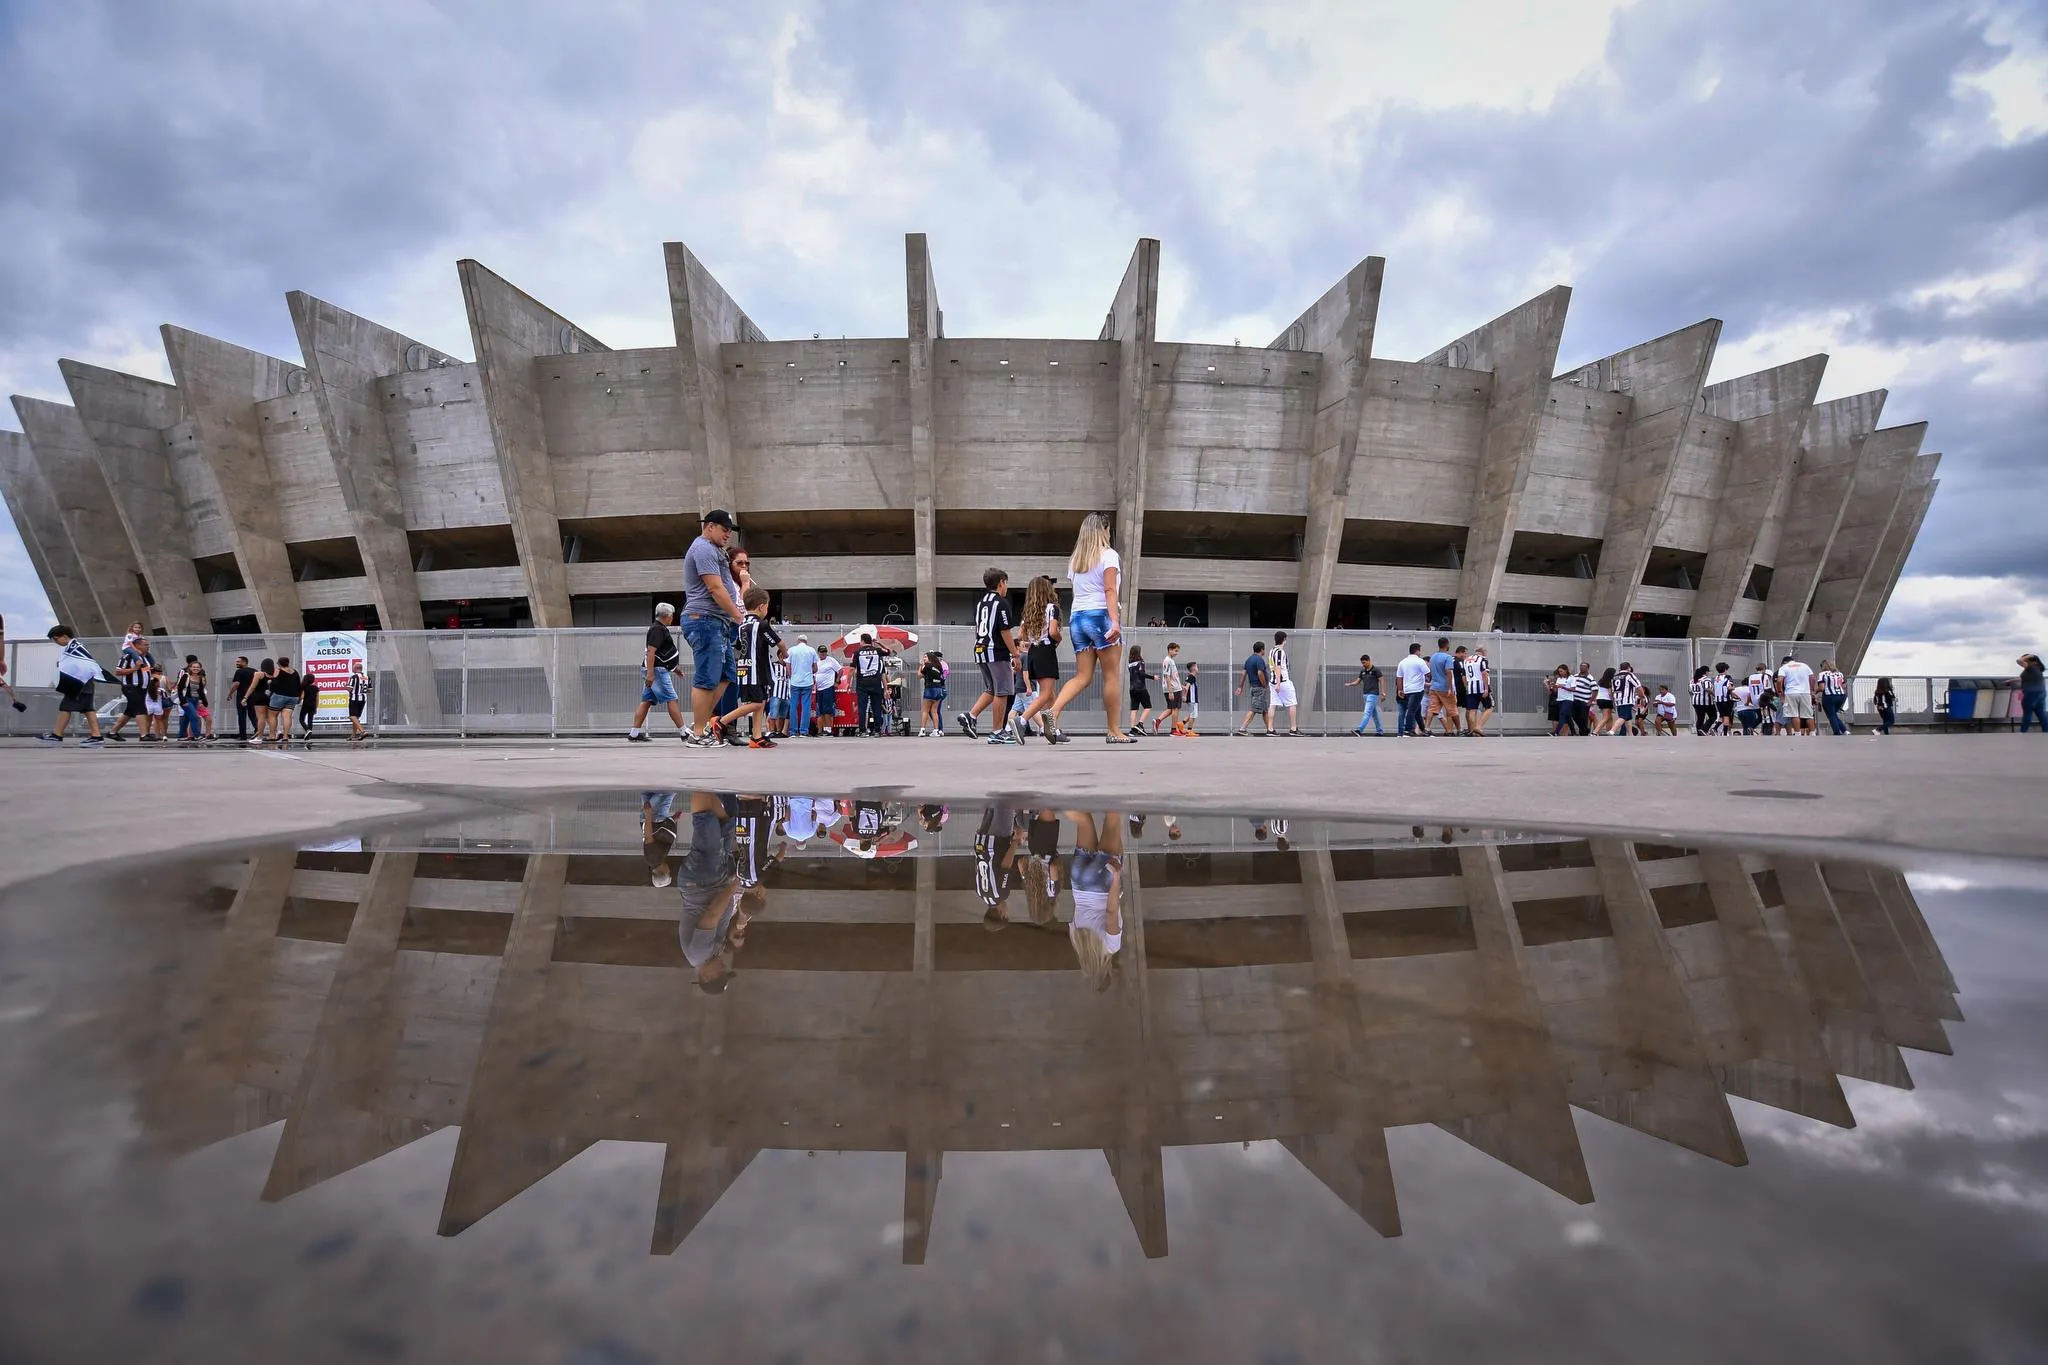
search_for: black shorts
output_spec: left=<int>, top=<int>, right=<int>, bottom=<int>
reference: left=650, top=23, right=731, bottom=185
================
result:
left=1026, top=643, right=1060, bottom=683
left=123, top=686, right=146, bottom=717
left=60, top=685, right=96, bottom=714
left=738, top=683, right=768, bottom=704
left=349, top=700, right=366, bottom=718
left=1129, top=688, right=1152, bottom=709
left=1717, top=700, right=1736, bottom=719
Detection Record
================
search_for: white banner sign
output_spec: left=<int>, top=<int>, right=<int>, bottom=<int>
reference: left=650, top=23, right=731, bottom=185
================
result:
left=300, top=630, right=368, bottom=727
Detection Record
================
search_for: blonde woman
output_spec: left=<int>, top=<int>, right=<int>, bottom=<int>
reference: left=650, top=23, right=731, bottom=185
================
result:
left=1065, top=810, right=1124, bottom=988
left=1009, top=574, right=1063, bottom=743
left=1042, top=513, right=1134, bottom=744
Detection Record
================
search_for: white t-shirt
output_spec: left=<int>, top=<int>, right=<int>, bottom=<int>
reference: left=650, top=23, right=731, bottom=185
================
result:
left=1069, top=546, right=1121, bottom=614
left=1395, top=655, right=1431, bottom=694
left=783, top=797, right=820, bottom=843
left=1073, top=893, right=1122, bottom=953
left=813, top=655, right=839, bottom=687
left=1655, top=691, right=1678, bottom=717
left=1777, top=660, right=1814, bottom=693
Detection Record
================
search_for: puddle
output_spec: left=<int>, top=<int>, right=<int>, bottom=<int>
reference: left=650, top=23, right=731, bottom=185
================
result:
left=1, top=790, right=2042, bottom=1362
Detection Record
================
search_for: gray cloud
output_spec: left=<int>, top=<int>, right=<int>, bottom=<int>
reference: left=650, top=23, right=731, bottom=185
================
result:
left=0, top=0, right=2041, bottom=649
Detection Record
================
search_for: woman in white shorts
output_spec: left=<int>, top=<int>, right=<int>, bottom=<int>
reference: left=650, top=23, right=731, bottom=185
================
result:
left=1065, top=809, right=1124, bottom=988
left=1269, top=630, right=1300, bottom=735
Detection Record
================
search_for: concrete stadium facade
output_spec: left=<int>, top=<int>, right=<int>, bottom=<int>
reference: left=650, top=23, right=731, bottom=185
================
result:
left=0, top=237, right=1938, bottom=671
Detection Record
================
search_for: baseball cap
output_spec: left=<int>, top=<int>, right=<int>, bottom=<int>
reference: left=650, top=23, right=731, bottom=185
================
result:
left=702, top=509, right=738, bottom=530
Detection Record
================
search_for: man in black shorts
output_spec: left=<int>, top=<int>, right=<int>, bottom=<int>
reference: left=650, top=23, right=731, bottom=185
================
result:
left=961, top=567, right=1017, bottom=740
left=346, top=660, right=372, bottom=741
left=38, top=625, right=106, bottom=747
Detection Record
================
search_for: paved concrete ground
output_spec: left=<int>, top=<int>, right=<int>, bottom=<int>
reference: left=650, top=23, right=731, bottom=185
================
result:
left=1, top=733, right=2041, bottom=890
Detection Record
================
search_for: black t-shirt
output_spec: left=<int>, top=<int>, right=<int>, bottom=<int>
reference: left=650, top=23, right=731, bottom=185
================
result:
left=301, top=677, right=320, bottom=708
left=231, top=666, right=255, bottom=698
left=973, top=592, right=1014, bottom=661
left=1127, top=660, right=1150, bottom=692
left=269, top=668, right=302, bottom=699
left=647, top=621, right=681, bottom=672
left=854, top=644, right=885, bottom=687
left=1358, top=665, right=1382, bottom=693
left=920, top=659, right=944, bottom=687
left=2025, top=661, right=2045, bottom=689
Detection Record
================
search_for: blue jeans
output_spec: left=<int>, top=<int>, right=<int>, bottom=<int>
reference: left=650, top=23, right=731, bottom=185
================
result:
left=2022, top=687, right=2047, bottom=733
left=179, top=699, right=202, bottom=738
left=681, top=616, right=736, bottom=693
left=791, top=687, right=814, bottom=735
left=640, top=668, right=679, bottom=705
left=1356, top=694, right=1382, bottom=734
left=1399, top=693, right=1424, bottom=735
left=1821, top=694, right=1847, bottom=735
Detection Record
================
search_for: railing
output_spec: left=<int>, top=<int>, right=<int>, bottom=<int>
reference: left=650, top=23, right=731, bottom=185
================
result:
left=1, top=628, right=1919, bottom=740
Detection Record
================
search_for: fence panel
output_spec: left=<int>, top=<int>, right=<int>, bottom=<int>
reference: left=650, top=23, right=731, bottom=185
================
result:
left=5, top=624, right=1995, bottom=741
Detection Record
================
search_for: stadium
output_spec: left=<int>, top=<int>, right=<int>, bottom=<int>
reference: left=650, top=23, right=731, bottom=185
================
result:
left=2, top=235, right=1934, bottom=673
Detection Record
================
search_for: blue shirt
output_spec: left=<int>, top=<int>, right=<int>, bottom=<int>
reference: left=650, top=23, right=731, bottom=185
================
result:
left=1429, top=651, right=1454, bottom=691
left=1243, top=655, right=1269, bottom=688
left=786, top=641, right=819, bottom=688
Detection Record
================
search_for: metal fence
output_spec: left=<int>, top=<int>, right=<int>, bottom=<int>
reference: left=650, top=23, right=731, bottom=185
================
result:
left=5, top=627, right=1934, bottom=740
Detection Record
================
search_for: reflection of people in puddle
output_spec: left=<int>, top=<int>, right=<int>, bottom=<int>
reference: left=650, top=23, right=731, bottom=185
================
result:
left=1066, top=810, right=1125, bottom=988
left=677, top=792, right=755, bottom=994
left=733, top=794, right=786, bottom=887
left=918, top=803, right=948, bottom=834
left=642, top=790, right=680, bottom=888
left=1162, top=814, right=1182, bottom=842
left=976, top=803, right=1021, bottom=929
left=843, top=796, right=899, bottom=854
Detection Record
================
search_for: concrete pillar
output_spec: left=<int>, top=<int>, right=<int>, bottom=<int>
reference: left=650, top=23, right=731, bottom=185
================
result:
left=0, top=428, right=100, bottom=632
left=1437, top=845, right=1594, bottom=1203
left=1586, top=840, right=1746, bottom=1164
left=285, top=291, right=438, bottom=632
left=139, top=848, right=298, bottom=1152
left=1697, top=851, right=1851, bottom=1126
left=1801, top=421, right=1925, bottom=649
left=439, top=854, right=587, bottom=1235
left=57, top=360, right=210, bottom=635
left=652, top=972, right=754, bottom=1255
left=1820, top=863, right=1950, bottom=1055
left=1103, top=240, right=1161, bottom=617
left=263, top=852, right=436, bottom=1200
left=1835, top=452, right=1938, bottom=673
left=905, top=233, right=943, bottom=625
left=1578, top=320, right=1722, bottom=635
left=664, top=242, right=763, bottom=517
left=1688, top=355, right=1828, bottom=639
left=10, top=396, right=147, bottom=635
left=159, top=325, right=305, bottom=633
left=1772, top=861, right=1910, bottom=1087
left=459, top=259, right=598, bottom=629
left=1867, top=867, right=1961, bottom=1020
left=1101, top=845, right=1166, bottom=1258
left=1757, top=391, right=1887, bottom=641
left=1278, top=257, right=1385, bottom=630
left=1282, top=842, right=1402, bottom=1234
left=286, top=292, right=449, bottom=726
left=1428, top=287, right=1572, bottom=632
left=901, top=853, right=942, bottom=1264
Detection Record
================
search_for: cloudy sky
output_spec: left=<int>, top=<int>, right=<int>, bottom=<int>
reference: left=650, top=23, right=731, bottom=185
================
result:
left=1, top=0, right=2042, bottom=672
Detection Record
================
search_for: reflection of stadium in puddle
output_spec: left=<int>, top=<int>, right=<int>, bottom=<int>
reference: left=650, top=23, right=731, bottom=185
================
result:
left=109, top=791, right=1967, bottom=1261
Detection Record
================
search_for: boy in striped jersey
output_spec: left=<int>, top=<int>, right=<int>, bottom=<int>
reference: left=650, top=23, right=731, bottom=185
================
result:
left=1611, top=662, right=1645, bottom=736
left=1816, top=659, right=1850, bottom=735
left=1713, top=662, right=1736, bottom=735
left=38, top=625, right=107, bottom=747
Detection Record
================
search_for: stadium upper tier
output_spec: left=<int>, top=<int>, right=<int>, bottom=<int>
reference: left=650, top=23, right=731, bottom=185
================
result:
left=0, top=237, right=1935, bottom=670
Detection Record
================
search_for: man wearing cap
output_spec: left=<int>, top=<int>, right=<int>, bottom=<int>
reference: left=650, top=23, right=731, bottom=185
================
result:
left=682, top=510, right=746, bottom=744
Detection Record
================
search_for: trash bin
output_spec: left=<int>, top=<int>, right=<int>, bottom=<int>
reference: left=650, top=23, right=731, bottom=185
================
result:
left=1972, top=679, right=1999, bottom=721
left=1990, top=680, right=2018, bottom=726
left=1946, top=680, right=1978, bottom=724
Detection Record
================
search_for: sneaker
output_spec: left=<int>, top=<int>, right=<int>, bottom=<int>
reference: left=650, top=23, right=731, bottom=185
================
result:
left=955, top=714, right=978, bottom=740
left=748, top=736, right=777, bottom=749
left=986, top=731, right=1015, bottom=745
left=36, top=732, right=61, bottom=745
left=917, top=728, right=929, bottom=738
left=79, top=736, right=105, bottom=748
left=1009, top=713, right=1029, bottom=745
left=1049, top=726, right=1070, bottom=745
left=627, top=731, right=651, bottom=743
left=109, top=732, right=127, bottom=743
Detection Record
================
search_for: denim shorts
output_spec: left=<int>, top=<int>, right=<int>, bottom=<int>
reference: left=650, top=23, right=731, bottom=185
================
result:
left=681, top=616, right=736, bottom=691
left=641, top=668, right=679, bottom=705
left=1071, top=850, right=1118, bottom=893
left=1070, top=609, right=1115, bottom=652
left=923, top=686, right=946, bottom=702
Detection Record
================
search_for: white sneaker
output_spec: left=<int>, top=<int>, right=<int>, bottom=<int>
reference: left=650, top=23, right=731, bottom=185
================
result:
left=918, top=728, right=929, bottom=738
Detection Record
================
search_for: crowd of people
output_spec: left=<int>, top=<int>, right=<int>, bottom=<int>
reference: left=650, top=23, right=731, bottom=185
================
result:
left=33, top=619, right=374, bottom=748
